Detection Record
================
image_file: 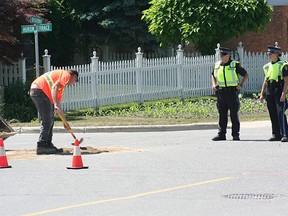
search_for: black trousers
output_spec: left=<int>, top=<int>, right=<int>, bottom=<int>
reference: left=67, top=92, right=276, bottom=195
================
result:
left=216, top=89, right=240, bottom=137
left=266, top=86, right=288, bottom=138
left=30, top=89, right=54, bottom=145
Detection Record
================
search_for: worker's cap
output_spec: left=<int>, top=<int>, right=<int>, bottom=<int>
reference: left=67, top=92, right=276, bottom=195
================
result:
left=68, top=69, right=79, bottom=82
left=267, top=46, right=281, bottom=56
left=219, top=47, right=232, bottom=55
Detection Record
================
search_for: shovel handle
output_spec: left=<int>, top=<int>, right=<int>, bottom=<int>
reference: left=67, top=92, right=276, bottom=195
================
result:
left=57, top=114, right=77, bottom=140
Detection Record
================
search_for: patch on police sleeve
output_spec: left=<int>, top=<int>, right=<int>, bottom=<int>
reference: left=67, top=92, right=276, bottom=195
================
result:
left=284, top=65, right=288, bottom=71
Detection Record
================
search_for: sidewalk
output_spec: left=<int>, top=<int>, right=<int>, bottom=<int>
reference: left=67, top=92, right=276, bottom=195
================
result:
left=12, top=120, right=271, bottom=134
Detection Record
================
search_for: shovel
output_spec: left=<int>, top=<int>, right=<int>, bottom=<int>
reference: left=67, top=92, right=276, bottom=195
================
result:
left=57, top=113, right=84, bottom=145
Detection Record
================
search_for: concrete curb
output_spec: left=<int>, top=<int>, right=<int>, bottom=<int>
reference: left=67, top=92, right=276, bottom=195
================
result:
left=13, top=123, right=218, bottom=134
left=11, top=121, right=271, bottom=134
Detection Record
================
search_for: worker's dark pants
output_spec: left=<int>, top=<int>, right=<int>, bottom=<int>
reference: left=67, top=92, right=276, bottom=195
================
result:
left=266, top=86, right=288, bottom=138
left=30, top=89, right=54, bottom=145
left=216, top=89, right=240, bottom=138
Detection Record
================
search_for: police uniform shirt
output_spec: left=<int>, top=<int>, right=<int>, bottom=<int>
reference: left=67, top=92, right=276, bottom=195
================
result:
left=268, top=59, right=288, bottom=78
left=212, top=59, right=248, bottom=81
left=265, top=59, right=288, bottom=95
left=283, top=63, right=288, bottom=77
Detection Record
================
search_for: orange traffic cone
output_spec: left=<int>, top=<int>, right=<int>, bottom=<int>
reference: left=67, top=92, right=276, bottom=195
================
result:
left=67, top=139, right=88, bottom=169
left=0, top=138, right=12, bottom=169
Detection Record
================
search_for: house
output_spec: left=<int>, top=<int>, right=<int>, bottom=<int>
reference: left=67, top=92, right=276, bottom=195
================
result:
left=223, top=6, right=288, bottom=52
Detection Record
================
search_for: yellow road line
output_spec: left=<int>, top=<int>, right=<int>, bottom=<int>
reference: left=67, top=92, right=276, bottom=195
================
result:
left=22, top=176, right=233, bottom=216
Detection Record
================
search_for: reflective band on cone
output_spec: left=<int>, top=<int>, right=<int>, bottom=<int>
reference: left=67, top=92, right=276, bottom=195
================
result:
left=67, top=139, right=88, bottom=169
left=0, top=138, right=12, bottom=169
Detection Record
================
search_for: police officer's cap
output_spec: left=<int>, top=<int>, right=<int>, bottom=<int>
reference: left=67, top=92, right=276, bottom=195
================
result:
left=219, top=47, right=232, bottom=55
left=267, top=46, right=281, bottom=56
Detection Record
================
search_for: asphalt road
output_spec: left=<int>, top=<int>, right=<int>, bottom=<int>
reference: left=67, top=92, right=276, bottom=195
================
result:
left=1, top=121, right=288, bottom=216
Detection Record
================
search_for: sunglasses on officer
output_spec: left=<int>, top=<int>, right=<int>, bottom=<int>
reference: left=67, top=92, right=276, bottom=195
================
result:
left=220, top=53, right=229, bottom=57
left=267, top=51, right=278, bottom=56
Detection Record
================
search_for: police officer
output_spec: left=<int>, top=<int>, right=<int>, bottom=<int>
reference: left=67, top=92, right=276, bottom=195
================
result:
left=260, top=46, right=288, bottom=142
left=212, top=47, right=249, bottom=141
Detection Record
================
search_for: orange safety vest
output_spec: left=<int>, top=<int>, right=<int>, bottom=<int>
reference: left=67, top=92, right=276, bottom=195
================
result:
left=32, top=70, right=71, bottom=103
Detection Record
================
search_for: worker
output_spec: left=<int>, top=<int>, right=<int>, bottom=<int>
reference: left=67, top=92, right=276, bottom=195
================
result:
left=260, top=46, right=288, bottom=142
left=212, top=47, right=249, bottom=141
left=30, top=69, right=79, bottom=154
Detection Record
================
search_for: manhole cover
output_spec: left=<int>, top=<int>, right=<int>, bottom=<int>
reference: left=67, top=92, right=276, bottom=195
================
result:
left=223, top=193, right=277, bottom=200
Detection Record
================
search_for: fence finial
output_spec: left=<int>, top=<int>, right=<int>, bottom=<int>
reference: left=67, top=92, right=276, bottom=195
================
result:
left=93, top=51, right=97, bottom=57
left=178, top=44, right=182, bottom=50
left=275, top=42, right=279, bottom=48
left=215, top=43, right=221, bottom=61
left=44, top=49, right=49, bottom=56
left=238, top=41, right=243, bottom=47
left=137, top=47, right=141, bottom=53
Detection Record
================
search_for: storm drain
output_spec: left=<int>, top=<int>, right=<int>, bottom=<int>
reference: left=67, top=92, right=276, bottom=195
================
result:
left=223, top=193, right=277, bottom=200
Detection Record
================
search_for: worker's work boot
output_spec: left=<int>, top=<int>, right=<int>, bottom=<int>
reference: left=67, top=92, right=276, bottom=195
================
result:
left=36, top=142, right=62, bottom=155
left=48, top=142, right=63, bottom=153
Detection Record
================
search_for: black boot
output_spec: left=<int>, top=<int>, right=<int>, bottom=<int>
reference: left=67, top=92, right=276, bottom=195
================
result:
left=36, top=141, right=62, bottom=155
left=268, top=136, right=281, bottom=141
left=47, top=142, right=63, bottom=153
left=212, top=135, right=226, bottom=141
left=233, top=136, right=240, bottom=141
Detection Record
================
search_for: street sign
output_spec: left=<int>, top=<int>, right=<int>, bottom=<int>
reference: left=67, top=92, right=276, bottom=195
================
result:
left=21, top=25, right=36, bottom=34
left=37, top=23, right=52, bottom=32
left=21, top=23, right=52, bottom=34
left=21, top=18, right=52, bottom=78
left=30, top=16, right=44, bottom=24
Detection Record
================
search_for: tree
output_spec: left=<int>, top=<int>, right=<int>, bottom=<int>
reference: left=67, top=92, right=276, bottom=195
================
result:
left=0, top=0, right=47, bottom=64
left=39, top=0, right=79, bottom=66
left=41, top=0, right=158, bottom=65
left=142, top=0, right=272, bottom=54
left=74, top=0, right=157, bottom=50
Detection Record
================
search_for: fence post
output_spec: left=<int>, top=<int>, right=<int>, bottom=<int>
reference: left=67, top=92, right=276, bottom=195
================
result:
left=135, top=47, right=143, bottom=103
left=42, top=49, right=51, bottom=73
left=90, top=51, right=99, bottom=108
left=176, top=44, right=184, bottom=98
left=18, top=53, right=26, bottom=84
left=237, top=41, right=244, bottom=63
left=215, top=43, right=220, bottom=61
left=275, top=41, right=279, bottom=48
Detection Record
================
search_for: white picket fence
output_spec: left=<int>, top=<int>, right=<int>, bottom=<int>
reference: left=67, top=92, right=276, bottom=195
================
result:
left=0, top=63, right=23, bottom=86
left=50, top=45, right=288, bottom=111
left=2, top=43, right=288, bottom=111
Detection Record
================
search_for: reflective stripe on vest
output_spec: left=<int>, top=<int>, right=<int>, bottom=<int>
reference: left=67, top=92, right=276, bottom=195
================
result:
left=263, top=60, right=287, bottom=82
left=43, top=71, right=66, bottom=98
left=214, top=60, right=239, bottom=87
left=43, top=72, right=54, bottom=91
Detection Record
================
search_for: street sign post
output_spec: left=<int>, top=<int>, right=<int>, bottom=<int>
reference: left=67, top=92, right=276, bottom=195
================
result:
left=21, top=16, right=52, bottom=77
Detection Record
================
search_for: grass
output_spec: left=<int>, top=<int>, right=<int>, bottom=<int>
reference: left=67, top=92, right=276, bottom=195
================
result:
left=9, top=113, right=270, bottom=128
left=9, top=94, right=270, bottom=127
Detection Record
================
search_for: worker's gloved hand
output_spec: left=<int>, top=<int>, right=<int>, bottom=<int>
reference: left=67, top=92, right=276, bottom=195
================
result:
left=54, top=105, right=61, bottom=115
